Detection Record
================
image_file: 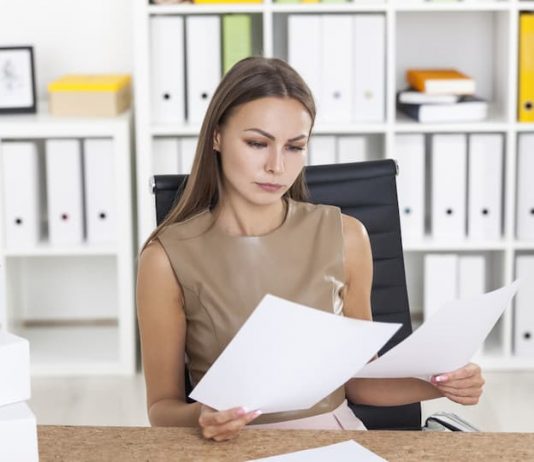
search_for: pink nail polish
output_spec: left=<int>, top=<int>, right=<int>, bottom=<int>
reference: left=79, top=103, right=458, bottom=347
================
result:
left=435, top=375, right=447, bottom=383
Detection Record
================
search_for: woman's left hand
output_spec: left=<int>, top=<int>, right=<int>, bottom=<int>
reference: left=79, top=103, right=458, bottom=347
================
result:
left=430, top=363, right=485, bottom=405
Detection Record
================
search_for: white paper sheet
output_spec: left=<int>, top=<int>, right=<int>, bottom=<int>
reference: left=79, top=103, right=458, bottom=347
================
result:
left=248, top=440, right=387, bottom=462
left=190, top=294, right=400, bottom=413
left=355, top=280, right=521, bottom=379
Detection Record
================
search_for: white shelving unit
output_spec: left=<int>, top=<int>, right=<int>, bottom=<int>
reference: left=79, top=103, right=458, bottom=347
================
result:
left=133, top=0, right=534, bottom=370
left=0, top=105, right=136, bottom=375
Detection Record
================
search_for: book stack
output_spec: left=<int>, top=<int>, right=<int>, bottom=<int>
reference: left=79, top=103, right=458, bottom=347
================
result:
left=397, top=69, right=488, bottom=123
left=0, top=331, right=38, bottom=461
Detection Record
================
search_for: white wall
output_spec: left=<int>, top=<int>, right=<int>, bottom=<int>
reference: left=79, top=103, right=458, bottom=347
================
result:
left=0, top=0, right=133, bottom=101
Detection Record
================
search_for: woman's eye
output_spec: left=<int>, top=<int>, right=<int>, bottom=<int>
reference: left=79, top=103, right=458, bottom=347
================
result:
left=246, top=140, right=266, bottom=149
left=287, top=145, right=305, bottom=152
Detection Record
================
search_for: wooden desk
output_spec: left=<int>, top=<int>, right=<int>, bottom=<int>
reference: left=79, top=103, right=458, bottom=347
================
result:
left=38, top=426, right=534, bottom=461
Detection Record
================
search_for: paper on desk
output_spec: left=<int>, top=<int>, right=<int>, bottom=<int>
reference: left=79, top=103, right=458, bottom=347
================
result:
left=190, top=294, right=400, bottom=414
left=248, top=440, right=387, bottom=462
left=354, top=279, right=521, bottom=379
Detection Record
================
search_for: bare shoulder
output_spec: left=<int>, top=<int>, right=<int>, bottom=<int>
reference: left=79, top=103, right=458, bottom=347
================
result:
left=139, top=239, right=173, bottom=272
left=137, top=239, right=183, bottom=305
left=341, top=214, right=371, bottom=252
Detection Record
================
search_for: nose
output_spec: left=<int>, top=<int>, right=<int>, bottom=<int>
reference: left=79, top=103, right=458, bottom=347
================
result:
left=265, top=147, right=284, bottom=175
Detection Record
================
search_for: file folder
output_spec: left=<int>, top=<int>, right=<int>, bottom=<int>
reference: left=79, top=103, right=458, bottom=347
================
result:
left=517, top=134, right=534, bottom=240
left=308, top=136, right=336, bottom=165
left=223, top=15, right=251, bottom=75
left=321, top=15, right=353, bottom=123
left=392, top=134, right=425, bottom=240
left=152, top=138, right=180, bottom=175
left=150, top=16, right=185, bottom=125
left=467, top=134, right=503, bottom=240
left=514, top=255, right=534, bottom=356
left=337, top=136, right=367, bottom=163
left=1, top=142, right=40, bottom=247
left=431, top=134, right=467, bottom=240
left=45, top=139, right=84, bottom=245
left=186, top=16, right=221, bottom=124
left=424, top=254, right=458, bottom=320
left=83, top=138, right=116, bottom=244
left=222, top=15, right=261, bottom=74
left=0, top=402, right=38, bottom=462
left=458, top=255, right=486, bottom=299
left=288, top=15, right=323, bottom=121
left=353, top=14, right=385, bottom=122
left=518, top=13, right=534, bottom=122
left=0, top=330, right=31, bottom=408
left=180, top=137, right=198, bottom=174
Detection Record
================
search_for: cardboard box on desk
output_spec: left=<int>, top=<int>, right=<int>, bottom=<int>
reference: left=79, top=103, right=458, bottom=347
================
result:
left=0, top=331, right=30, bottom=408
left=48, top=74, right=132, bottom=117
left=0, top=402, right=39, bottom=462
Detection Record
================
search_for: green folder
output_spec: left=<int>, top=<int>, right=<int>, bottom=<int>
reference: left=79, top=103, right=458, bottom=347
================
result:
left=223, top=15, right=253, bottom=75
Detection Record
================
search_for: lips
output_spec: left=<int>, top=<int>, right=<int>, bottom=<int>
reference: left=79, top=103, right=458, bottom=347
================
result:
left=256, top=182, right=284, bottom=192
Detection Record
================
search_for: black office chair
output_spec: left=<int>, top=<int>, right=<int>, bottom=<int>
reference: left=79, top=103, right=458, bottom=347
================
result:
left=151, top=159, right=422, bottom=430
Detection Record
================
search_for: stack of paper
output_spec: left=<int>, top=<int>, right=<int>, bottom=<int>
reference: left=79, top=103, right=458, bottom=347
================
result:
left=0, top=331, right=38, bottom=461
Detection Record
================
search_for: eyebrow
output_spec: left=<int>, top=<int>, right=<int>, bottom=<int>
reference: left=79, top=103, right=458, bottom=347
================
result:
left=243, top=128, right=307, bottom=142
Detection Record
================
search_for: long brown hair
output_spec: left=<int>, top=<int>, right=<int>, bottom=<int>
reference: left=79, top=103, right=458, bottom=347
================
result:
left=142, top=56, right=317, bottom=251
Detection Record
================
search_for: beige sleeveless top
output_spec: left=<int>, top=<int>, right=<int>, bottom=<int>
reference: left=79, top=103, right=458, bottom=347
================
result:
left=157, top=198, right=347, bottom=424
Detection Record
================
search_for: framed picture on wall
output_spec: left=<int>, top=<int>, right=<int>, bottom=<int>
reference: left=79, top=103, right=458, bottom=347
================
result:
left=0, top=46, right=37, bottom=114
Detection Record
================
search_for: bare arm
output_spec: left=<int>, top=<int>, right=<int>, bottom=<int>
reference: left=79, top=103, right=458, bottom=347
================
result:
left=340, top=215, right=446, bottom=406
left=136, top=240, right=202, bottom=426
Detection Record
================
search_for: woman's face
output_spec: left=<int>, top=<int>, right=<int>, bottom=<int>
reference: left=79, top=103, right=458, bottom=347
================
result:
left=213, top=96, right=312, bottom=206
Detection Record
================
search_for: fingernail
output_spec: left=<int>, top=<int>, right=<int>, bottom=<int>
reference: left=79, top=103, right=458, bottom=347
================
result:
left=236, top=407, right=249, bottom=416
left=435, top=375, right=447, bottom=383
left=252, top=410, right=262, bottom=418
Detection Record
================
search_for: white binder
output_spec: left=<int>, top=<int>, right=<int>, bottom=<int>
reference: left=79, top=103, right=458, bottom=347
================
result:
left=1, top=142, right=40, bottom=247
left=179, top=137, right=198, bottom=174
left=517, top=134, right=534, bottom=240
left=152, top=138, right=180, bottom=175
left=353, top=14, right=385, bottom=122
left=288, top=15, right=323, bottom=122
left=431, top=134, right=467, bottom=240
left=337, top=136, right=367, bottom=163
left=458, top=255, right=486, bottom=299
left=45, top=139, right=84, bottom=245
left=424, top=254, right=458, bottom=320
left=186, top=16, right=221, bottom=124
left=150, top=16, right=185, bottom=125
left=321, top=15, right=353, bottom=123
left=514, top=256, right=534, bottom=356
left=468, top=134, right=503, bottom=240
left=392, top=134, right=425, bottom=240
left=83, top=139, right=116, bottom=244
left=0, top=331, right=30, bottom=408
left=308, top=136, right=336, bottom=165
left=0, top=402, right=38, bottom=462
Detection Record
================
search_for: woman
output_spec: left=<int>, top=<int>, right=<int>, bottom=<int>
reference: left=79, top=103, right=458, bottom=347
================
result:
left=136, top=57, right=484, bottom=441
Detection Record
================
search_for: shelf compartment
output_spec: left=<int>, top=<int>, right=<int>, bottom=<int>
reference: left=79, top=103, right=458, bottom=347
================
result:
left=395, top=10, right=511, bottom=124
left=5, top=256, right=119, bottom=326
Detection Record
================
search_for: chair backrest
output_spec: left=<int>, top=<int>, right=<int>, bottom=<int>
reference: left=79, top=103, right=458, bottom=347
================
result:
left=151, top=159, right=421, bottom=430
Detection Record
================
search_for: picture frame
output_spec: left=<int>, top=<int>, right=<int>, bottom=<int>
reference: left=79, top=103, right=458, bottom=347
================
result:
left=0, top=46, right=37, bottom=114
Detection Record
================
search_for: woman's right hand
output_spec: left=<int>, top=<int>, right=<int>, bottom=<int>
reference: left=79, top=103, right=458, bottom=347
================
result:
left=198, top=404, right=262, bottom=441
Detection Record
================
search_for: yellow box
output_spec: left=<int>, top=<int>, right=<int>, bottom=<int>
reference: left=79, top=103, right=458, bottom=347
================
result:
left=48, top=74, right=132, bottom=117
